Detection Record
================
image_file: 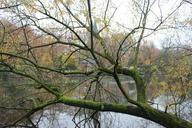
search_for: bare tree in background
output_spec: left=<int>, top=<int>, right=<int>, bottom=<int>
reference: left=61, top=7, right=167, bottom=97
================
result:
left=0, top=0, right=192, bottom=128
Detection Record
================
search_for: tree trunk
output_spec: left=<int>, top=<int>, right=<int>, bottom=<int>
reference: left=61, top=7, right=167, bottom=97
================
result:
left=59, top=96, right=192, bottom=128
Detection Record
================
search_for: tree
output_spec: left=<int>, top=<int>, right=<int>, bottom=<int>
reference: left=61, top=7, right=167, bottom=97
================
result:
left=0, top=0, right=192, bottom=128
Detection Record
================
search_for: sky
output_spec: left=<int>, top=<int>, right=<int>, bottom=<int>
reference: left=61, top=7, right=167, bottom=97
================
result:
left=0, top=0, right=191, bottom=48
left=110, top=0, right=192, bottom=48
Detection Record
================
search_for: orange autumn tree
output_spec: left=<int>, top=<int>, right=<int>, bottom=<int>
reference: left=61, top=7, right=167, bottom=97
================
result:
left=0, top=0, right=192, bottom=128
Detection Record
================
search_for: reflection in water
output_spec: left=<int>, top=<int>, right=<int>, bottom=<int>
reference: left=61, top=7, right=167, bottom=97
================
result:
left=33, top=95, right=192, bottom=128
left=34, top=110, right=164, bottom=128
left=152, top=95, right=192, bottom=122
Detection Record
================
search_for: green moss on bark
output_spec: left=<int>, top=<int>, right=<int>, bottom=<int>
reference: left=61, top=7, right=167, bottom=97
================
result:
left=59, top=96, right=192, bottom=128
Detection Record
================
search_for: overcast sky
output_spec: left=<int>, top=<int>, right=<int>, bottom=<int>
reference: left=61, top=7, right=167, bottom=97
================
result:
left=110, top=0, right=192, bottom=48
left=0, top=0, right=191, bottom=48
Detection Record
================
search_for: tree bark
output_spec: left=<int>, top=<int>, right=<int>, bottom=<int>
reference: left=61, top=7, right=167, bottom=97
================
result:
left=59, top=96, right=192, bottom=128
left=116, top=67, right=146, bottom=103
